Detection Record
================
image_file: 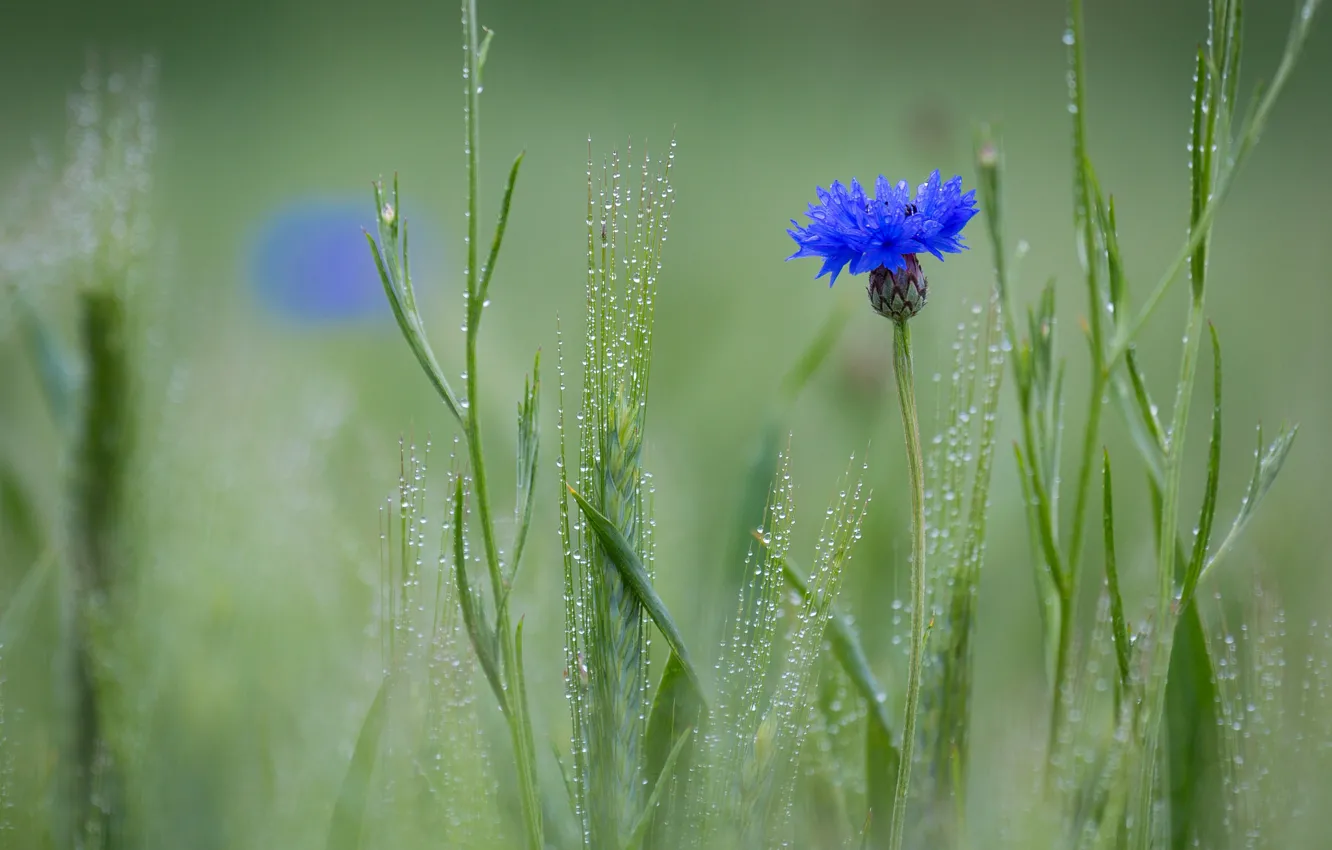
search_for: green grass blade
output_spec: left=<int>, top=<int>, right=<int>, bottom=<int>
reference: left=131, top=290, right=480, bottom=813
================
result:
left=1181, top=324, right=1223, bottom=607
left=1108, top=0, right=1325, bottom=366
left=477, top=152, right=524, bottom=310
left=1110, top=350, right=1165, bottom=488
left=567, top=484, right=705, bottom=697
left=1101, top=450, right=1131, bottom=694
left=365, top=189, right=465, bottom=428
left=641, top=651, right=702, bottom=850
left=506, top=350, right=541, bottom=592
left=865, top=703, right=902, bottom=850
left=1165, top=603, right=1222, bottom=850
left=643, top=651, right=704, bottom=802
left=452, top=477, right=508, bottom=717
left=1201, top=422, right=1298, bottom=582
left=626, top=729, right=692, bottom=850
left=326, top=673, right=393, bottom=850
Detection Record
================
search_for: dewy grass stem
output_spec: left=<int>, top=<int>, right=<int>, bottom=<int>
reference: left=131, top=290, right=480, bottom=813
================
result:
left=889, top=318, right=926, bottom=850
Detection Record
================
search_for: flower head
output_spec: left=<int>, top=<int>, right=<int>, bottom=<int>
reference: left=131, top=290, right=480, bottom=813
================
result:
left=787, top=169, right=978, bottom=286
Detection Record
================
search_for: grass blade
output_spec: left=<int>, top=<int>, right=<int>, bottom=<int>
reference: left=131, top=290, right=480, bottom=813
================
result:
left=639, top=650, right=703, bottom=847
left=365, top=182, right=465, bottom=428
left=326, top=674, right=393, bottom=850
left=477, top=152, right=524, bottom=310
left=627, top=729, right=692, bottom=850
left=1180, top=323, right=1223, bottom=607
left=865, top=704, right=902, bottom=850
left=643, top=651, right=704, bottom=801
left=1165, top=604, right=1222, bottom=850
left=452, top=477, right=507, bottom=717
left=568, top=484, right=705, bottom=697
left=1101, top=450, right=1131, bottom=694
left=1201, top=422, right=1298, bottom=582
left=506, top=350, right=541, bottom=592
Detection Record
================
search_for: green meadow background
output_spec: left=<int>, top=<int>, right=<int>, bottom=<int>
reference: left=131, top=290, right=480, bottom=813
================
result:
left=2, top=0, right=1330, bottom=845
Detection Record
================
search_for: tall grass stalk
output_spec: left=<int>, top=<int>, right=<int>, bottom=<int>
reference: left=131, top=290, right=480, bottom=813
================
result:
left=364, top=0, right=542, bottom=844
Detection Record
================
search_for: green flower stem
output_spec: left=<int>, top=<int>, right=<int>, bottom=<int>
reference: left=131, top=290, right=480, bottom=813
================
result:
left=888, top=318, right=926, bottom=850
left=462, top=0, right=542, bottom=846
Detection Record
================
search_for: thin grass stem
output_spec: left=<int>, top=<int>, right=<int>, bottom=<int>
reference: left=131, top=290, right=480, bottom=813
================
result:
left=888, top=318, right=926, bottom=850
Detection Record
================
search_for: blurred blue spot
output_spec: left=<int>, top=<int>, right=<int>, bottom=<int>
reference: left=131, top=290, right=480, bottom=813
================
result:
left=248, top=197, right=441, bottom=322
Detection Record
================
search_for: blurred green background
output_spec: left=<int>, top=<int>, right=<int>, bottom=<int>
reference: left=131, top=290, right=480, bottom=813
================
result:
left=2, top=0, right=1331, bottom=845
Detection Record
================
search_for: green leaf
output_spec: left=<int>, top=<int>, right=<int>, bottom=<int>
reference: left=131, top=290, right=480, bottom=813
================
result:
left=1107, top=0, right=1326, bottom=364
left=1165, top=602, right=1222, bottom=850
left=1201, top=422, right=1298, bottom=582
left=476, top=152, right=525, bottom=311
left=452, top=477, right=507, bottom=717
left=1110, top=349, right=1165, bottom=488
left=1101, top=450, right=1131, bottom=694
left=366, top=179, right=465, bottom=427
left=476, top=26, right=495, bottom=81
left=567, top=485, right=706, bottom=699
left=643, top=652, right=704, bottom=802
left=326, top=674, right=392, bottom=850
left=865, top=705, right=902, bottom=850
left=1188, top=45, right=1210, bottom=301
left=627, top=727, right=693, bottom=850
left=1180, top=324, right=1223, bottom=607
left=506, top=349, right=541, bottom=593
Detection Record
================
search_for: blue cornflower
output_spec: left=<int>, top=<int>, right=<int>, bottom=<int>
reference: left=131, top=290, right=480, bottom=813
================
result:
left=787, top=169, right=978, bottom=285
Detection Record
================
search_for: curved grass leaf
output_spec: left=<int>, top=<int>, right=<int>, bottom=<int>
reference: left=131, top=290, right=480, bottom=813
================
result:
left=506, top=349, right=541, bottom=595
left=1181, top=323, right=1223, bottom=607
left=476, top=152, right=524, bottom=310
left=567, top=485, right=705, bottom=699
left=453, top=477, right=507, bottom=718
left=1200, top=422, right=1298, bottom=583
left=366, top=177, right=464, bottom=427
left=627, top=728, right=692, bottom=850
left=643, top=651, right=704, bottom=801
left=1101, top=451, right=1131, bottom=695
left=326, top=673, right=392, bottom=850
